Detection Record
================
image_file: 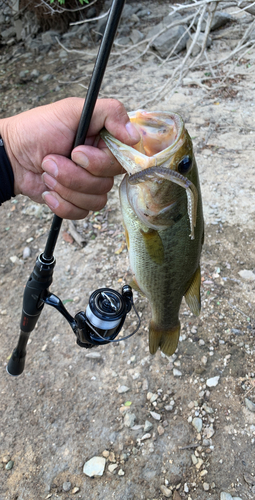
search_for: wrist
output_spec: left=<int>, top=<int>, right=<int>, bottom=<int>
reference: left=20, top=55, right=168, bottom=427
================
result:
left=0, top=117, right=20, bottom=196
left=0, top=119, right=16, bottom=204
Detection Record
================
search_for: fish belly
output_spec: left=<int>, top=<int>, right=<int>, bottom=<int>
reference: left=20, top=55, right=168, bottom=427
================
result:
left=120, top=175, right=202, bottom=355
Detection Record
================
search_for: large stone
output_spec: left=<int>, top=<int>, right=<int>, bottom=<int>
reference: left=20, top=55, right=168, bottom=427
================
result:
left=186, top=33, right=212, bottom=57
left=1, top=26, right=16, bottom=40
left=148, top=14, right=189, bottom=58
left=41, top=30, right=60, bottom=47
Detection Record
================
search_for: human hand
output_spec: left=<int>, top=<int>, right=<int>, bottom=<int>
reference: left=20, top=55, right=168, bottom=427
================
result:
left=0, top=98, right=140, bottom=219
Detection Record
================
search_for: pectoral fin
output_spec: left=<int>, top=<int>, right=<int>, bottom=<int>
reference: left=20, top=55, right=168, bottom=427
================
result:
left=184, top=266, right=201, bottom=316
left=140, top=229, right=164, bottom=265
left=149, top=321, right=180, bottom=356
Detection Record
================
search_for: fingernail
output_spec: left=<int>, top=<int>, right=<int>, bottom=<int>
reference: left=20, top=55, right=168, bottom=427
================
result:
left=125, top=121, right=140, bottom=142
left=72, top=151, right=89, bottom=168
left=42, top=158, right=58, bottom=177
left=42, top=172, right=57, bottom=189
left=42, top=191, right=59, bottom=209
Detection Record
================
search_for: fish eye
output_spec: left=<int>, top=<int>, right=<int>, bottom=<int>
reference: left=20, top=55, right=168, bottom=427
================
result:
left=178, top=156, right=192, bottom=175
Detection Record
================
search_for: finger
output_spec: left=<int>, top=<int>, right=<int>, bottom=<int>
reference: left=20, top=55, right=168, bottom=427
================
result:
left=42, top=190, right=108, bottom=219
left=42, top=155, right=114, bottom=191
left=87, top=99, right=140, bottom=144
left=42, top=191, right=89, bottom=219
left=42, top=172, right=109, bottom=209
left=71, top=145, right=125, bottom=177
left=53, top=98, right=140, bottom=146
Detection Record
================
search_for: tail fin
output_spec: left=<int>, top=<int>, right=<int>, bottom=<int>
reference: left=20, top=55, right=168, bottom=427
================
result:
left=149, top=321, right=180, bottom=356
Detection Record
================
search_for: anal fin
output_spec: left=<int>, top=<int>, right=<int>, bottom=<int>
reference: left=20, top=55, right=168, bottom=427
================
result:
left=184, top=266, right=201, bottom=316
left=149, top=321, right=180, bottom=356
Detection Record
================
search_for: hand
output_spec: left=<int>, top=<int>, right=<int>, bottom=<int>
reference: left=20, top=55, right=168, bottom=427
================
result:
left=0, top=98, right=140, bottom=219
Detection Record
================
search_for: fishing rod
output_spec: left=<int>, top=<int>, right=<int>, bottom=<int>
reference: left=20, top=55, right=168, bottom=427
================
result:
left=7, top=0, right=140, bottom=377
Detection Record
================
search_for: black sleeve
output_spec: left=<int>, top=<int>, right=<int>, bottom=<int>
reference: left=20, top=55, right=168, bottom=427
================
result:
left=0, top=137, right=15, bottom=205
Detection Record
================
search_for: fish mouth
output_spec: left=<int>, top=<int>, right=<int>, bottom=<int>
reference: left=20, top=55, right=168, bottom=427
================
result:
left=129, top=110, right=184, bottom=158
left=100, top=110, right=185, bottom=175
left=100, top=110, right=198, bottom=239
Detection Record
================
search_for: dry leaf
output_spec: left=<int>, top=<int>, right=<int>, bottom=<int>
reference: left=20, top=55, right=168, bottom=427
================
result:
left=62, top=231, right=74, bottom=244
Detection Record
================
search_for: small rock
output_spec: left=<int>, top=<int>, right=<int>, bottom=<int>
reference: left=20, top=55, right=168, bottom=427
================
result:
left=173, top=490, right=181, bottom=500
left=102, top=450, right=109, bottom=458
left=71, top=487, right=80, bottom=494
left=206, top=376, right=220, bottom=387
left=144, top=420, right=153, bottom=432
left=140, top=433, right=151, bottom=441
left=131, top=425, right=143, bottom=431
left=108, top=452, right=115, bottom=463
left=203, top=426, right=215, bottom=439
left=203, top=482, right=210, bottom=491
left=41, top=74, right=53, bottom=82
left=108, top=463, right=118, bottom=473
left=23, top=246, right=31, bottom=259
left=203, top=404, right=214, bottom=414
left=149, top=393, right=158, bottom=403
left=195, top=458, right=204, bottom=469
left=165, top=405, right=174, bottom=411
left=124, top=413, right=136, bottom=428
left=30, top=69, right=40, bottom=78
left=220, top=493, right=233, bottom=500
left=83, top=456, right=106, bottom=477
left=150, top=411, right=161, bottom=421
left=160, top=484, right=172, bottom=498
left=157, top=425, right=165, bottom=435
left=10, top=255, right=19, bottom=264
left=243, top=472, right=255, bottom=485
left=173, top=368, right=182, bottom=377
left=192, top=417, right=203, bottom=433
left=238, top=270, right=255, bottom=281
left=130, top=29, right=144, bottom=44
left=2, top=456, right=11, bottom=463
left=200, top=470, right=208, bottom=477
left=184, top=483, right=189, bottom=493
left=86, top=352, right=102, bottom=359
left=117, top=385, right=130, bottom=394
left=62, top=482, right=71, bottom=492
left=142, top=379, right=149, bottom=390
left=245, top=398, right=255, bottom=412
left=118, top=468, right=125, bottom=476
left=5, top=460, right=14, bottom=470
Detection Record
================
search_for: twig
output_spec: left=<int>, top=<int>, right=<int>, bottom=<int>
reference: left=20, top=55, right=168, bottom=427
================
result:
left=68, top=221, right=86, bottom=247
left=179, top=443, right=200, bottom=449
left=70, top=8, right=110, bottom=26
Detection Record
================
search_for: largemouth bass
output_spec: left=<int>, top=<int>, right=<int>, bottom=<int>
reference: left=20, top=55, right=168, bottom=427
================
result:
left=101, top=110, right=204, bottom=356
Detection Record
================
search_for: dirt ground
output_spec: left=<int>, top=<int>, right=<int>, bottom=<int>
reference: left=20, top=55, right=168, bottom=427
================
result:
left=0, top=2, right=255, bottom=500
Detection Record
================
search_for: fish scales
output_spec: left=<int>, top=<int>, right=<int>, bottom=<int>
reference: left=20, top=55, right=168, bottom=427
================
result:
left=101, top=110, right=204, bottom=356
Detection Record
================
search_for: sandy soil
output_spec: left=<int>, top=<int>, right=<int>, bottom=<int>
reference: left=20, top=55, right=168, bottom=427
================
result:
left=0, top=2, right=255, bottom=500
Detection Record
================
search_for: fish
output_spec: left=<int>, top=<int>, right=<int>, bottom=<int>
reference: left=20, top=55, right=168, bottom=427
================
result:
left=100, top=110, right=204, bottom=356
